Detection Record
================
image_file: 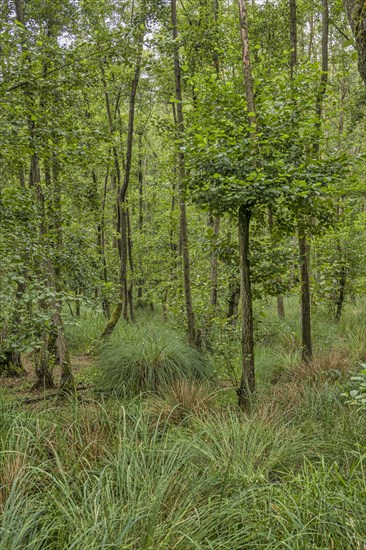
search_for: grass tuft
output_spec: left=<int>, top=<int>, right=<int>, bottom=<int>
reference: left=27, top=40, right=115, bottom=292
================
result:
left=96, top=321, right=212, bottom=396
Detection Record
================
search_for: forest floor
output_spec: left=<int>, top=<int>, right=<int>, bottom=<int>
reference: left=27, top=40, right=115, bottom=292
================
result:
left=1, top=299, right=366, bottom=549
left=0, top=354, right=94, bottom=404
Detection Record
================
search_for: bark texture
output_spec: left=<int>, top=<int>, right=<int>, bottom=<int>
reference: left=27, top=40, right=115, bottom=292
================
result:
left=237, top=0, right=256, bottom=408
left=343, top=0, right=366, bottom=85
left=299, top=233, right=312, bottom=363
left=237, top=206, right=255, bottom=409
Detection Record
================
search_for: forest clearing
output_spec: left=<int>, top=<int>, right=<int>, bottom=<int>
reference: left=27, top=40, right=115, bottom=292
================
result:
left=1, top=0, right=366, bottom=548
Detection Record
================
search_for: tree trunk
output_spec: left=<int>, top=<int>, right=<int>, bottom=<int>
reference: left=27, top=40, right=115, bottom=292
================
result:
left=102, top=34, right=144, bottom=337
left=137, top=131, right=144, bottom=304
left=94, top=168, right=110, bottom=318
left=289, top=0, right=297, bottom=76
left=33, top=339, right=55, bottom=390
left=227, top=279, right=240, bottom=326
left=16, top=2, right=54, bottom=388
left=277, top=295, right=285, bottom=320
left=335, top=240, right=347, bottom=322
left=238, top=0, right=256, bottom=127
left=51, top=155, right=74, bottom=391
left=268, top=206, right=285, bottom=319
left=299, top=231, right=312, bottom=362
left=127, top=208, right=135, bottom=322
left=237, top=0, right=256, bottom=408
left=314, top=0, right=329, bottom=153
left=171, top=0, right=197, bottom=345
left=237, top=206, right=255, bottom=409
left=209, top=215, right=220, bottom=309
left=343, top=0, right=366, bottom=85
left=0, top=350, right=24, bottom=377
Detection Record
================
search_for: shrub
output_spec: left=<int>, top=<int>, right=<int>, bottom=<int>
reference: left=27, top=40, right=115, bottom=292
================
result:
left=96, top=322, right=212, bottom=396
left=342, top=363, right=366, bottom=406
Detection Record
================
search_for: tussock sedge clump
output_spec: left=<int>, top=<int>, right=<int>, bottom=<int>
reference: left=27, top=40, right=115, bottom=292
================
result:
left=96, top=322, right=213, bottom=396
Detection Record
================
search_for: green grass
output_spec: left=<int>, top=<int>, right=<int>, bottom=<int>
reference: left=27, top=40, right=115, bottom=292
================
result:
left=0, top=383, right=365, bottom=549
left=96, top=321, right=213, bottom=396
left=64, top=310, right=106, bottom=353
left=2, top=297, right=364, bottom=548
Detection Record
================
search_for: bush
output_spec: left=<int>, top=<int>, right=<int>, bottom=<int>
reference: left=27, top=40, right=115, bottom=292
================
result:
left=342, top=363, right=366, bottom=406
left=96, top=322, right=212, bottom=396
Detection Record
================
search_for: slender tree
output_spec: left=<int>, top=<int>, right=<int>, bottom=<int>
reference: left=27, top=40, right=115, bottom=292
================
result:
left=171, top=0, right=197, bottom=345
left=237, top=0, right=256, bottom=409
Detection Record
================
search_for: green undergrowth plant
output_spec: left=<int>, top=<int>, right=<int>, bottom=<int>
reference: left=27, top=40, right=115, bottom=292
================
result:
left=341, top=363, right=366, bottom=406
left=65, top=310, right=106, bottom=354
left=96, top=321, right=213, bottom=396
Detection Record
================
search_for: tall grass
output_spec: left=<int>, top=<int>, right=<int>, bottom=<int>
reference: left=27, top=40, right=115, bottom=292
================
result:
left=1, top=380, right=366, bottom=549
left=5, top=297, right=364, bottom=547
left=96, top=321, right=212, bottom=396
left=65, top=310, right=106, bottom=353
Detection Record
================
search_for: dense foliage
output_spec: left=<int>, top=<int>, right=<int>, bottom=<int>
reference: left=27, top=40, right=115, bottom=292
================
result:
left=1, top=0, right=366, bottom=546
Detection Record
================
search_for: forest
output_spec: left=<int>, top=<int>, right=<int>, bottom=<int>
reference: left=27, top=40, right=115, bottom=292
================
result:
left=1, top=0, right=366, bottom=547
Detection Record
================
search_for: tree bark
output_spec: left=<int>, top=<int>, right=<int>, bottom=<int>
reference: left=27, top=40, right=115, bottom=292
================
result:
left=299, top=232, right=312, bottom=362
left=171, top=0, right=197, bottom=345
left=209, top=215, right=220, bottom=309
left=238, top=0, right=256, bottom=127
left=227, top=278, right=240, bottom=325
left=15, top=1, right=54, bottom=388
left=343, top=0, right=366, bottom=85
left=289, top=0, right=297, bottom=76
left=237, top=206, right=255, bottom=409
left=314, top=0, right=329, bottom=154
left=237, top=0, right=256, bottom=408
left=137, top=131, right=145, bottom=305
left=51, top=155, right=74, bottom=391
left=268, top=206, right=285, bottom=319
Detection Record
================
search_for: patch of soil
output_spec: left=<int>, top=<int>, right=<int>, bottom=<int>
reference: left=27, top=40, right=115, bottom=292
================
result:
left=0, top=354, right=94, bottom=402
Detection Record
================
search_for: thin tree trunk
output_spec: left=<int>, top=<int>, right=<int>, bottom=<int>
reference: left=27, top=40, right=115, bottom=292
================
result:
left=137, top=131, right=144, bottom=304
left=227, top=279, right=240, bottom=325
left=94, top=168, right=110, bottom=318
left=127, top=208, right=135, bottom=321
left=16, top=1, right=54, bottom=388
left=209, top=215, right=220, bottom=309
left=343, top=0, right=366, bottom=85
left=335, top=239, right=347, bottom=322
left=171, top=0, right=196, bottom=345
left=237, top=206, right=255, bottom=409
left=289, top=0, right=297, bottom=76
left=238, top=0, right=256, bottom=127
left=277, top=295, right=285, bottom=319
left=335, top=264, right=346, bottom=322
left=289, top=0, right=314, bottom=362
left=51, top=155, right=74, bottom=391
left=237, top=0, right=256, bottom=408
left=102, top=33, right=144, bottom=337
left=299, top=232, right=312, bottom=362
left=314, top=0, right=329, bottom=154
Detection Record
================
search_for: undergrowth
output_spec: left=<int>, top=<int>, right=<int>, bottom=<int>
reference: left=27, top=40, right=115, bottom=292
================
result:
left=0, top=383, right=365, bottom=549
left=2, top=298, right=365, bottom=548
left=96, top=322, right=212, bottom=396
